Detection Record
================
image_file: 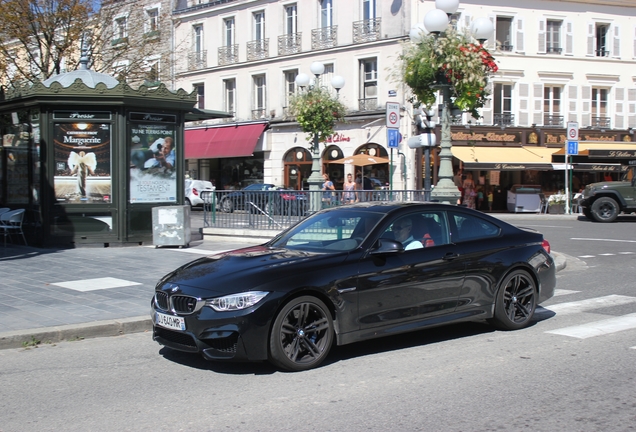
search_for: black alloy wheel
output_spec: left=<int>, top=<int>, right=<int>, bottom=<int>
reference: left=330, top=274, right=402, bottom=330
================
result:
left=269, top=296, right=334, bottom=371
left=491, top=270, right=537, bottom=331
left=591, top=197, right=619, bottom=222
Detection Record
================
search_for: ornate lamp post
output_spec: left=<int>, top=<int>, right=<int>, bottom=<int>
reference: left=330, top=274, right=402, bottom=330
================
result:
left=407, top=0, right=494, bottom=204
left=293, top=62, right=345, bottom=212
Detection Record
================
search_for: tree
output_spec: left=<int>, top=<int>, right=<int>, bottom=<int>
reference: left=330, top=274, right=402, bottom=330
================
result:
left=0, top=0, right=175, bottom=89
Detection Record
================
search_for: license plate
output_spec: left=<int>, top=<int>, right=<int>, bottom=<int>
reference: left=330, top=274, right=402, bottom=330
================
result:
left=155, top=312, right=186, bottom=331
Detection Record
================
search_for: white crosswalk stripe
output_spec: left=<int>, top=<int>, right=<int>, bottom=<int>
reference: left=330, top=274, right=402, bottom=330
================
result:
left=552, top=289, right=580, bottom=297
left=546, top=313, right=636, bottom=339
left=536, top=294, right=636, bottom=316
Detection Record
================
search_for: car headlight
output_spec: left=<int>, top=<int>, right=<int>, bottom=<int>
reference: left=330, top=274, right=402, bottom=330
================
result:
left=205, top=291, right=269, bottom=312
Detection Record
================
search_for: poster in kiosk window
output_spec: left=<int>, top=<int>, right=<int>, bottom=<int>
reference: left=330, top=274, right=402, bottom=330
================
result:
left=53, top=122, right=112, bottom=204
left=129, top=114, right=177, bottom=203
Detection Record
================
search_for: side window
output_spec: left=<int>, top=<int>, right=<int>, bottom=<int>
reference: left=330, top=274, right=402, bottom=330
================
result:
left=452, top=213, right=500, bottom=242
left=381, top=211, right=450, bottom=249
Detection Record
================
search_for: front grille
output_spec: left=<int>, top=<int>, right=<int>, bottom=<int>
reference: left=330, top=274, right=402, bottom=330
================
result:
left=204, top=333, right=239, bottom=353
left=155, top=292, right=168, bottom=310
left=172, top=295, right=198, bottom=314
left=155, top=327, right=197, bottom=348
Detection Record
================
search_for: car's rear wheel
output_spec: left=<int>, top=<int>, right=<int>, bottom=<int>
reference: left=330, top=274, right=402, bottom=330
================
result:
left=185, top=198, right=192, bottom=209
left=219, top=198, right=233, bottom=213
left=490, top=270, right=537, bottom=331
left=591, top=197, right=619, bottom=222
left=269, top=296, right=334, bottom=371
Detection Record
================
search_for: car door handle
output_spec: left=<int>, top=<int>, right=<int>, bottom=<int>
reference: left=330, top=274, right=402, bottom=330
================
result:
left=442, top=252, right=459, bottom=261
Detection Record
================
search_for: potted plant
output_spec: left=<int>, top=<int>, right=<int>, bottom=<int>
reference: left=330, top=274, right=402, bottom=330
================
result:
left=399, top=26, right=498, bottom=118
left=547, top=192, right=567, bottom=214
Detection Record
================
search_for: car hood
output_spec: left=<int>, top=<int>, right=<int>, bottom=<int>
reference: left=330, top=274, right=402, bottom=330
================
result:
left=159, top=245, right=339, bottom=294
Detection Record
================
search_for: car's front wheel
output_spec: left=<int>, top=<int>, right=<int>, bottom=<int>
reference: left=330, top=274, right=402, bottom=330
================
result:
left=591, top=197, right=619, bottom=222
left=490, top=270, right=537, bottom=331
left=269, top=296, right=334, bottom=371
left=219, top=198, right=233, bottom=213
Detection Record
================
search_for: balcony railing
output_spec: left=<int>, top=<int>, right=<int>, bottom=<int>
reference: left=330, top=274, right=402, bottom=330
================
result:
left=358, top=98, right=378, bottom=111
left=278, top=33, right=302, bottom=55
left=252, top=108, right=267, bottom=120
left=493, top=113, right=515, bottom=126
left=188, top=50, right=207, bottom=71
left=591, top=117, right=611, bottom=128
left=547, top=46, right=563, bottom=54
left=595, top=49, right=610, bottom=57
left=499, top=44, right=513, bottom=52
left=218, top=45, right=239, bottom=65
left=311, top=26, right=338, bottom=50
left=352, top=18, right=381, bottom=43
left=543, top=114, right=564, bottom=127
left=247, top=39, right=269, bottom=61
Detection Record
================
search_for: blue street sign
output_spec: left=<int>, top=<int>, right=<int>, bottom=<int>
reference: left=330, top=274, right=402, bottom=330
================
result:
left=567, top=140, right=579, bottom=155
left=387, top=128, right=399, bottom=148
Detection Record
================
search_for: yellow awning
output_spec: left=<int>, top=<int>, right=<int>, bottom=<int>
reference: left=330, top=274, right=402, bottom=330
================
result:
left=552, top=141, right=636, bottom=156
left=451, top=146, right=558, bottom=170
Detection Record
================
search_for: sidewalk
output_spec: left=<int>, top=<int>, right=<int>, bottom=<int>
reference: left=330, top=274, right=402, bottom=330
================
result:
left=0, top=212, right=573, bottom=349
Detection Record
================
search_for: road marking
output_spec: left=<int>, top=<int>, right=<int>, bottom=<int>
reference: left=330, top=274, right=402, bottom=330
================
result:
left=52, top=277, right=141, bottom=292
left=578, top=255, right=595, bottom=258
left=572, top=238, right=636, bottom=243
left=599, top=253, right=616, bottom=256
left=546, top=313, right=636, bottom=339
left=619, top=252, right=635, bottom=255
left=536, top=295, right=636, bottom=316
left=553, top=289, right=581, bottom=297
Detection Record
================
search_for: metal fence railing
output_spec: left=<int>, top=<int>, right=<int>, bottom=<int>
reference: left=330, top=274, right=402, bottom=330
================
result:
left=200, top=189, right=428, bottom=231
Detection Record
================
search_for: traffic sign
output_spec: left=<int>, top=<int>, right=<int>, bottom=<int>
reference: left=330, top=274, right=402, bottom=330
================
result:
left=567, top=122, right=579, bottom=141
left=386, top=102, right=400, bottom=129
left=567, top=140, right=579, bottom=155
left=387, top=128, right=400, bottom=148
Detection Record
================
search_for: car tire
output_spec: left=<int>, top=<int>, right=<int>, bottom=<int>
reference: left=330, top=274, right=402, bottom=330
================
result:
left=269, top=296, right=334, bottom=372
left=582, top=208, right=593, bottom=220
left=219, top=198, right=233, bottom=213
left=591, top=197, right=619, bottom=222
left=490, top=269, right=537, bottom=331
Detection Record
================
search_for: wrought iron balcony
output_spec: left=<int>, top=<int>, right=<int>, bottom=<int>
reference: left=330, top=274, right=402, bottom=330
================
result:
left=499, top=44, right=513, bottom=52
left=591, top=117, right=611, bottom=128
left=353, top=18, right=381, bottom=43
left=278, top=33, right=302, bottom=55
left=547, top=46, right=562, bottom=54
left=595, top=49, right=610, bottom=57
left=252, top=108, right=267, bottom=120
left=543, top=114, right=564, bottom=127
left=218, top=45, right=238, bottom=65
left=493, top=113, right=515, bottom=126
left=358, top=98, right=378, bottom=111
left=188, top=50, right=207, bottom=70
left=247, top=39, right=269, bottom=61
left=311, top=26, right=338, bottom=50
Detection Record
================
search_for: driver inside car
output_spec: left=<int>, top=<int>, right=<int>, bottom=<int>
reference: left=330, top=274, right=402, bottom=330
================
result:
left=391, top=217, right=423, bottom=250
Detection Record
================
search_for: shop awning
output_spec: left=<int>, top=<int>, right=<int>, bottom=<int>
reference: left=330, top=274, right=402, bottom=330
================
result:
left=451, top=146, right=557, bottom=170
left=552, top=142, right=636, bottom=158
left=185, top=123, right=267, bottom=159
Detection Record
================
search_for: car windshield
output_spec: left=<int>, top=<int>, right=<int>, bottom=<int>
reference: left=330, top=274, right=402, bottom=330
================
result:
left=269, top=209, right=383, bottom=252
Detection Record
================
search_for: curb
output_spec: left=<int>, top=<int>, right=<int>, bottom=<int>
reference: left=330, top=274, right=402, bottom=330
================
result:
left=0, top=316, right=152, bottom=350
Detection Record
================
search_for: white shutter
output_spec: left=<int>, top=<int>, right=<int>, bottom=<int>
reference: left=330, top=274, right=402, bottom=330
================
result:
left=581, top=86, right=591, bottom=127
left=633, top=26, right=636, bottom=59
left=481, top=82, right=494, bottom=125
left=615, top=87, right=625, bottom=129
left=487, top=14, right=496, bottom=51
left=537, top=18, right=546, bottom=54
left=459, top=11, right=471, bottom=33
left=565, top=20, right=574, bottom=56
left=586, top=22, right=595, bottom=56
left=612, top=24, right=621, bottom=58
left=628, top=89, right=636, bottom=128
left=515, top=17, right=525, bottom=53
left=568, top=85, right=578, bottom=123
left=518, top=83, right=530, bottom=126
left=533, top=83, right=544, bottom=125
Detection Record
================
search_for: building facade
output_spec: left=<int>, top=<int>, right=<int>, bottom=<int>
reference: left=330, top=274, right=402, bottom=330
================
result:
left=169, top=0, right=636, bottom=210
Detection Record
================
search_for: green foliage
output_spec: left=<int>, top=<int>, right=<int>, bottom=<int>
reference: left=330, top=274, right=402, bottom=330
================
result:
left=400, top=26, right=498, bottom=119
left=289, top=86, right=347, bottom=144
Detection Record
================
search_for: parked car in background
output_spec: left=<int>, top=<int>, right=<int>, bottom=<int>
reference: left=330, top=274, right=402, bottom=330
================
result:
left=151, top=202, right=556, bottom=371
left=184, top=179, right=214, bottom=209
left=580, top=161, right=636, bottom=222
left=217, top=183, right=307, bottom=215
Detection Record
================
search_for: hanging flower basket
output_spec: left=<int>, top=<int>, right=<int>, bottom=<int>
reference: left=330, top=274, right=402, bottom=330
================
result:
left=399, top=26, right=498, bottom=119
left=288, top=86, right=347, bottom=146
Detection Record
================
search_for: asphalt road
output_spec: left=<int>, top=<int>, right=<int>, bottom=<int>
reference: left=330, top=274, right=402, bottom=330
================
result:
left=1, top=215, right=635, bottom=431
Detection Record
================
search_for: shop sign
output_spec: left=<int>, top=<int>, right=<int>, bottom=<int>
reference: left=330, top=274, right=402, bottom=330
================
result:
left=53, top=111, right=112, bottom=120
left=324, top=133, right=351, bottom=143
left=464, top=162, right=553, bottom=171
left=573, top=163, right=622, bottom=172
left=588, top=149, right=636, bottom=158
left=451, top=131, right=519, bottom=142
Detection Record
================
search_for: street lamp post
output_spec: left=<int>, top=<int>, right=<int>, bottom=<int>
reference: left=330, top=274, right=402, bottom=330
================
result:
left=294, top=62, right=345, bottom=212
left=413, top=0, right=493, bottom=204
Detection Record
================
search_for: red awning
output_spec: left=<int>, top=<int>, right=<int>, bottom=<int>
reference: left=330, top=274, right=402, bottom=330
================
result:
left=184, top=123, right=267, bottom=159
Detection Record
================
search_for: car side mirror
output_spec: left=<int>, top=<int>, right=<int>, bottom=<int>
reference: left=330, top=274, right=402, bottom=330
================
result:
left=369, top=239, right=404, bottom=255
